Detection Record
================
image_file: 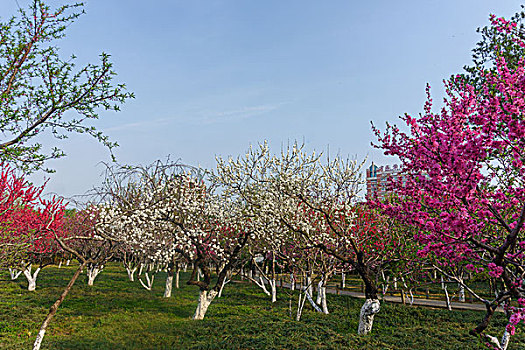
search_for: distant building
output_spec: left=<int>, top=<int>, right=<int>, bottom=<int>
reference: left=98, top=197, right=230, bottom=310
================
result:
left=366, top=163, right=403, bottom=200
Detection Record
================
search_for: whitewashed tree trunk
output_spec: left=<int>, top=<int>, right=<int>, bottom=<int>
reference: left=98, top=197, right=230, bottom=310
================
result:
left=139, top=272, right=155, bottom=291
left=458, top=277, right=465, bottom=302
left=316, top=280, right=323, bottom=305
left=401, top=278, right=414, bottom=305
left=341, top=272, right=346, bottom=288
left=443, top=284, right=452, bottom=311
left=23, top=265, right=41, bottom=291
left=66, top=260, right=70, bottom=266
left=218, top=270, right=232, bottom=298
left=321, top=285, right=329, bottom=314
left=9, top=268, right=22, bottom=280
left=126, top=267, right=137, bottom=282
left=290, top=274, right=295, bottom=291
left=259, top=276, right=269, bottom=296
left=258, top=275, right=271, bottom=295
left=501, top=329, right=511, bottom=350
left=138, top=263, right=144, bottom=276
left=218, top=279, right=227, bottom=298
left=393, top=277, right=398, bottom=289
left=270, top=279, right=277, bottom=303
left=175, top=269, right=180, bottom=289
left=183, top=263, right=187, bottom=272
left=358, top=299, right=381, bottom=335
left=304, top=287, right=323, bottom=313
left=32, top=262, right=85, bottom=350
left=296, top=290, right=307, bottom=321
left=485, top=328, right=511, bottom=350
left=193, top=290, right=218, bottom=320
left=87, top=265, right=103, bottom=286
left=408, top=289, right=415, bottom=305
left=163, top=275, right=173, bottom=297
left=58, top=260, right=62, bottom=268
left=307, top=274, right=313, bottom=297
left=381, top=273, right=391, bottom=298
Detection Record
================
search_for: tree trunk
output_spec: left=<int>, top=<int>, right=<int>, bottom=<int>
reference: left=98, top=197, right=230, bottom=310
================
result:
left=258, top=275, right=271, bottom=296
left=355, top=261, right=380, bottom=335
left=163, top=274, right=173, bottom=298
left=139, top=272, right=155, bottom=291
left=86, top=265, right=103, bottom=286
left=408, top=289, right=415, bottom=305
left=304, top=286, right=322, bottom=313
left=164, top=262, right=175, bottom=297
left=321, top=285, right=329, bottom=314
left=270, top=279, right=277, bottom=303
left=358, top=299, right=381, bottom=335
left=290, top=273, right=295, bottom=291
left=316, top=280, right=323, bottom=305
left=192, top=290, right=218, bottom=320
left=33, top=262, right=86, bottom=350
left=306, top=274, right=313, bottom=297
left=218, top=278, right=227, bottom=298
left=485, top=329, right=511, bottom=350
left=126, top=267, right=137, bottom=282
left=9, top=267, right=22, bottom=280
left=296, top=282, right=307, bottom=321
left=175, top=268, right=180, bottom=289
left=23, top=265, right=41, bottom=291
left=341, top=272, right=346, bottom=288
left=458, top=277, right=465, bottom=302
left=501, top=329, right=511, bottom=350
left=443, top=284, right=452, bottom=311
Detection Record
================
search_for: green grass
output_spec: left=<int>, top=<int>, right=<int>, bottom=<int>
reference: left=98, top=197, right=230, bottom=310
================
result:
left=0, top=264, right=523, bottom=349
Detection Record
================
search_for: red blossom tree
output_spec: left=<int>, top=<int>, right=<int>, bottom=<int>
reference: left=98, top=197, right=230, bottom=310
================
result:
left=0, top=164, right=65, bottom=291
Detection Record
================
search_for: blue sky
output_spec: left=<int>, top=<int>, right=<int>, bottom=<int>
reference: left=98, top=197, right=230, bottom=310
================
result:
left=2, top=0, right=523, bottom=198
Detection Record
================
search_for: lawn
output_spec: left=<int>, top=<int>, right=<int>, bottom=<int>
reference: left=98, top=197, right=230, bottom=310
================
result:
left=0, top=263, right=522, bottom=349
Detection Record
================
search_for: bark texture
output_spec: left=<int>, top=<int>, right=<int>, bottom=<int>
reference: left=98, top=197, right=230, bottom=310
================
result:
left=193, top=290, right=218, bottom=320
left=23, top=265, right=41, bottom=291
left=33, top=262, right=85, bottom=350
left=163, top=275, right=173, bottom=298
left=86, top=265, right=103, bottom=286
left=358, top=299, right=380, bottom=335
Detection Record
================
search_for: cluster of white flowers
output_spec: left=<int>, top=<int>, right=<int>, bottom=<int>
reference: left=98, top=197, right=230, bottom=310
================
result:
left=88, top=144, right=365, bottom=276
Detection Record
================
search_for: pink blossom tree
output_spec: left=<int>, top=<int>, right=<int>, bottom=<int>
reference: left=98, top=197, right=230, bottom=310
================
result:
left=373, top=14, right=525, bottom=349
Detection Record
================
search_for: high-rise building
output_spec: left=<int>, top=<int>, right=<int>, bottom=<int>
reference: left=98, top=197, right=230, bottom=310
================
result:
left=366, top=163, right=402, bottom=200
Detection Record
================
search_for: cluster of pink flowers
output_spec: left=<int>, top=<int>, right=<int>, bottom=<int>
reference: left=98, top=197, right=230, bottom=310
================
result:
left=487, top=263, right=504, bottom=278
